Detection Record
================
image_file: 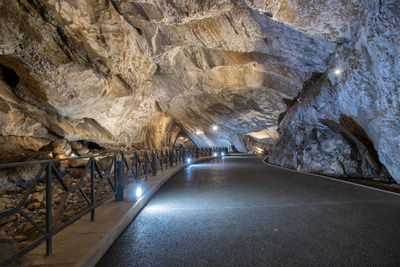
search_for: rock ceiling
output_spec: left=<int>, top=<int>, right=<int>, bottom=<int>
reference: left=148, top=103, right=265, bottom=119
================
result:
left=0, top=0, right=399, bottom=182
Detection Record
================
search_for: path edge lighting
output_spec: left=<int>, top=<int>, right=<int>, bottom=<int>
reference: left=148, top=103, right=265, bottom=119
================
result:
left=136, top=185, right=143, bottom=198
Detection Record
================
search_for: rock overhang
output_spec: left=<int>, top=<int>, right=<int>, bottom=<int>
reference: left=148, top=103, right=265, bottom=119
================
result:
left=0, top=0, right=398, bottom=183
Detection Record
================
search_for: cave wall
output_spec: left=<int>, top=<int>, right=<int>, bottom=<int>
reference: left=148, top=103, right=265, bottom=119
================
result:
left=0, top=0, right=334, bottom=152
left=0, top=0, right=398, bottom=182
left=267, top=0, right=400, bottom=182
left=0, top=0, right=183, bottom=155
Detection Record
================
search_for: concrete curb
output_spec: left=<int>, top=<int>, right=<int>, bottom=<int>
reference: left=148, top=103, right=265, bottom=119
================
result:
left=80, top=157, right=212, bottom=267
left=262, top=157, right=400, bottom=197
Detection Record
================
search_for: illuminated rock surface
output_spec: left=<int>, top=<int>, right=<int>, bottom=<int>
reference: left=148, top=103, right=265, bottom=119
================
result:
left=0, top=0, right=398, bottom=182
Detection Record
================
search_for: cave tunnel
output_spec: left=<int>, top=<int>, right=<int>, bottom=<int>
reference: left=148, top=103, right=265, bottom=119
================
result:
left=0, top=0, right=399, bottom=266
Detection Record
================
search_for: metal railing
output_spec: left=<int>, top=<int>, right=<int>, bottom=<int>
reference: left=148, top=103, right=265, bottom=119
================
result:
left=0, top=146, right=227, bottom=265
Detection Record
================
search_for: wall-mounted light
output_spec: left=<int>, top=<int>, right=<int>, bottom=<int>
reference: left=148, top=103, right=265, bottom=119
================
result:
left=186, top=158, right=192, bottom=164
left=212, top=125, right=218, bottom=131
left=221, top=152, right=225, bottom=156
left=195, top=130, right=204, bottom=135
left=333, top=68, right=342, bottom=76
left=213, top=152, right=218, bottom=157
left=255, top=147, right=263, bottom=153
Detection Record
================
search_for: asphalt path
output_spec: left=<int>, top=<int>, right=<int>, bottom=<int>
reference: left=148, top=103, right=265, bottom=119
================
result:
left=97, top=156, right=400, bottom=266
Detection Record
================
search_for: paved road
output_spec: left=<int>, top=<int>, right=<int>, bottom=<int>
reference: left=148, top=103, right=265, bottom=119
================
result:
left=97, top=156, right=400, bottom=266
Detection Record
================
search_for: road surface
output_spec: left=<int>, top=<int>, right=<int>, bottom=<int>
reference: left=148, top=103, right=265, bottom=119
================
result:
left=97, top=156, right=400, bottom=266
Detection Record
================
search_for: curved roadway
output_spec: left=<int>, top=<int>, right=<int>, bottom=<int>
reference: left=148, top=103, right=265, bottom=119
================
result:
left=97, top=156, right=400, bottom=266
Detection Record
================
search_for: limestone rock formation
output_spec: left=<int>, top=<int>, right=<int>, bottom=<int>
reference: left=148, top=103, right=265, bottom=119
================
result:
left=0, top=0, right=398, bottom=183
left=267, top=0, right=399, bottom=183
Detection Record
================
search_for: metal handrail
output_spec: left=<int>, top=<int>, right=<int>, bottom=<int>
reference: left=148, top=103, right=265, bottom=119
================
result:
left=0, top=147, right=228, bottom=265
left=0, top=153, right=116, bottom=169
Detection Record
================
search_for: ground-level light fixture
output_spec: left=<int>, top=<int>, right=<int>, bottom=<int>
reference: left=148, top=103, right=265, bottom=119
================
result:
left=136, top=185, right=143, bottom=198
left=212, top=125, right=219, bottom=131
left=195, top=130, right=204, bottom=135
left=221, top=152, right=225, bottom=156
left=186, top=158, right=192, bottom=164
left=213, top=152, right=218, bottom=157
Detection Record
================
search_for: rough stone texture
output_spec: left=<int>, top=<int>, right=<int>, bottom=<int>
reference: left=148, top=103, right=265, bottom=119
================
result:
left=299, top=120, right=389, bottom=179
left=0, top=0, right=179, bottom=154
left=0, top=0, right=333, bottom=152
left=267, top=0, right=399, bottom=182
left=0, top=0, right=398, bottom=182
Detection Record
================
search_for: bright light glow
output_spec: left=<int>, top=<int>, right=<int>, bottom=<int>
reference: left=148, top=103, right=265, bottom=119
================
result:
left=255, top=147, right=263, bottom=153
left=246, top=128, right=279, bottom=142
left=195, top=130, right=204, bottom=135
left=136, top=186, right=143, bottom=198
left=221, top=152, right=225, bottom=156
left=145, top=204, right=167, bottom=213
left=213, top=152, right=218, bottom=157
left=186, top=158, right=191, bottom=163
left=212, top=125, right=218, bottom=131
left=333, top=68, right=342, bottom=76
left=197, top=134, right=215, bottom=147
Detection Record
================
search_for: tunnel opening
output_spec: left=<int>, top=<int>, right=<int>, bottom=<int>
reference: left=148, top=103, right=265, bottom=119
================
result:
left=0, top=64, right=19, bottom=87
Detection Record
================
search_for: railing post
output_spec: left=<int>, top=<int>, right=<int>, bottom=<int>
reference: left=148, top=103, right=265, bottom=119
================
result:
left=170, top=150, right=173, bottom=167
left=152, top=150, right=157, bottom=176
left=90, top=157, right=95, bottom=221
left=196, top=148, right=199, bottom=159
left=164, top=150, right=167, bottom=168
left=116, top=160, right=124, bottom=201
left=174, top=150, right=177, bottom=165
left=46, top=162, right=53, bottom=256
left=160, top=152, right=164, bottom=170
left=155, top=150, right=159, bottom=170
left=114, top=155, right=118, bottom=190
left=144, top=151, right=149, bottom=180
left=134, top=152, right=139, bottom=181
